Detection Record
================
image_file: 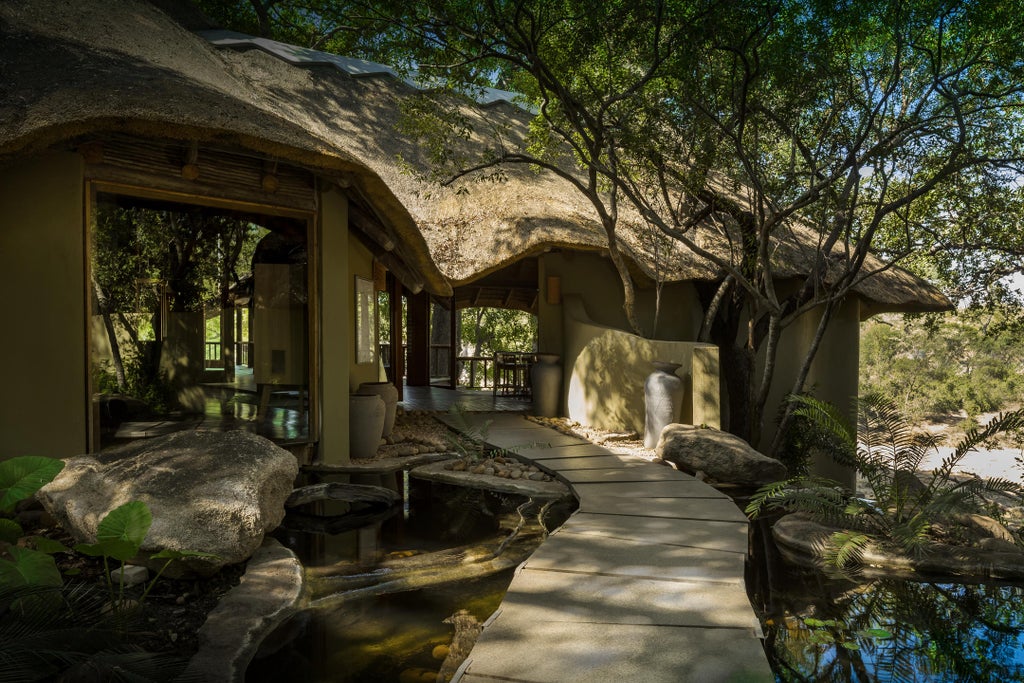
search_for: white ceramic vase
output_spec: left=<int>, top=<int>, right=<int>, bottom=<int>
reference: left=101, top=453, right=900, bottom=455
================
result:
left=349, top=393, right=385, bottom=459
left=644, top=361, right=684, bottom=449
left=357, top=381, right=399, bottom=437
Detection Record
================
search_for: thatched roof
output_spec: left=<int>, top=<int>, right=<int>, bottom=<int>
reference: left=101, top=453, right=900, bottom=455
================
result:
left=0, top=0, right=450, bottom=296
left=0, top=0, right=950, bottom=313
left=195, top=23, right=951, bottom=313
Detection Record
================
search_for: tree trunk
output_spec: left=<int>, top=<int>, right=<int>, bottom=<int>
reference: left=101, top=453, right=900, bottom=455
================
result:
left=91, top=275, right=127, bottom=392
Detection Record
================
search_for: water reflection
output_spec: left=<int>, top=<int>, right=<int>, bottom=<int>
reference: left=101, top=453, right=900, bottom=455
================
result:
left=752, top=525, right=1024, bottom=682
left=249, top=481, right=575, bottom=682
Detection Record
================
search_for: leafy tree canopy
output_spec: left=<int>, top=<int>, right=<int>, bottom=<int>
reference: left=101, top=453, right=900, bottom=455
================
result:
left=197, top=0, right=1024, bottom=450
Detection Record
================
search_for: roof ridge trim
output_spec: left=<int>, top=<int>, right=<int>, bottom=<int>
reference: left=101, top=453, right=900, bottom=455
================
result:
left=197, top=29, right=529, bottom=110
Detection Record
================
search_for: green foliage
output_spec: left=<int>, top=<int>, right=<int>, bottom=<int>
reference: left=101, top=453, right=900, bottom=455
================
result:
left=73, top=501, right=220, bottom=607
left=861, top=310, right=1024, bottom=421
left=0, top=547, right=63, bottom=588
left=803, top=617, right=893, bottom=651
left=0, top=583, right=196, bottom=682
left=200, top=0, right=1024, bottom=451
left=748, top=393, right=1024, bottom=566
left=0, top=456, right=65, bottom=515
left=75, top=500, right=152, bottom=563
left=460, top=308, right=536, bottom=355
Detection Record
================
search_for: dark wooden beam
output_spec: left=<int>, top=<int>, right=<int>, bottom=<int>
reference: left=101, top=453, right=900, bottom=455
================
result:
left=449, top=295, right=458, bottom=389
left=387, top=272, right=404, bottom=400
left=406, top=290, right=430, bottom=386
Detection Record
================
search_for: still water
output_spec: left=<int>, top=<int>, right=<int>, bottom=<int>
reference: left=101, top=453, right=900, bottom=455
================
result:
left=751, top=523, right=1024, bottom=682
left=247, top=480, right=574, bottom=682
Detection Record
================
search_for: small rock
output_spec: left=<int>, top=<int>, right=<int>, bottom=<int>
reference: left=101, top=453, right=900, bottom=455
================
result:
left=175, top=595, right=186, bottom=605
left=451, top=460, right=467, bottom=471
left=483, top=468, right=495, bottom=476
left=509, top=470, right=522, bottom=480
left=470, top=465, right=486, bottom=474
left=528, top=472, right=546, bottom=481
left=117, top=564, right=149, bottom=587
left=443, top=462, right=455, bottom=471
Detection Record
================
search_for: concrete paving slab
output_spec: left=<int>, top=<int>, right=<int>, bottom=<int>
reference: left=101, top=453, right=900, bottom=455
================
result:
left=578, top=495, right=748, bottom=523
left=557, top=466, right=698, bottom=483
left=561, top=512, right=749, bottom=554
left=436, top=412, right=528, bottom=431
left=571, top=480, right=725, bottom=499
left=521, top=531, right=746, bottom=583
left=496, top=567, right=761, bottom=630
left=486, top=431, right=590, bottom=449
left=462, top=619, right=772, bottom=683
left=533, top=454, right=652, bottom=471
left=512, top=442, right=625, bottom=459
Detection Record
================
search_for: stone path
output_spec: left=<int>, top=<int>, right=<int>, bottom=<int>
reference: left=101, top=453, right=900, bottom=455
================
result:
left=438, top=412, right=772, bottom=683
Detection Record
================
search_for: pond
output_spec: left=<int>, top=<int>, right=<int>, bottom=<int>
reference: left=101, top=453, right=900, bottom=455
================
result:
left=247, top=478, right=575, bottom=683
left=750, top=521, right=1024, bottom=682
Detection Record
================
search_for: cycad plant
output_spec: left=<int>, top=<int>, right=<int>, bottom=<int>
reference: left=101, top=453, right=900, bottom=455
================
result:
left=748, top=393, right=1024, bottom=567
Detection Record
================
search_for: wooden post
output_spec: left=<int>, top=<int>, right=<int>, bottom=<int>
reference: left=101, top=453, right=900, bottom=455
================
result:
left=449, top=296, right=458, bottom=389
left=406, top=289, right=430, bottom=386
left=388, top=273, right=404, bottom=400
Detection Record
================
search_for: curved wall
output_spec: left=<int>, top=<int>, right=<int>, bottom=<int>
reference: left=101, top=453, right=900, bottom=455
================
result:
left=562, top=296, right=720, bottom=434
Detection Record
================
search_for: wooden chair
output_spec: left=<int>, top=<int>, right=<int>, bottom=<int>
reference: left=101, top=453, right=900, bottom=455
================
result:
left=493, top=352, right=519, bottom=396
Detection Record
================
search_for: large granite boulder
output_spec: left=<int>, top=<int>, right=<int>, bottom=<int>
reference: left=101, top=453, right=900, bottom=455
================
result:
left=656, top=424, right=786, bottom=487
left=38, top=431, right=298, bottom=576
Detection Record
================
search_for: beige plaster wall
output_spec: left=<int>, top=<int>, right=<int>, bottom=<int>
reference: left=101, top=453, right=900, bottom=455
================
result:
left=318, top=188, right=350, bottom=465
left=759, top=297, right=860, bottom=486
left=538, top=251, right=703, bottom=355
left=0, top=153, right=87, bottom=459
left=563, top=295, right=720, bottom=434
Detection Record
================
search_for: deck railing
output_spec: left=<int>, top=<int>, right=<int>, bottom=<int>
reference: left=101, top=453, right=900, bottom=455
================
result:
left=204, top=341, right=252, bottom=368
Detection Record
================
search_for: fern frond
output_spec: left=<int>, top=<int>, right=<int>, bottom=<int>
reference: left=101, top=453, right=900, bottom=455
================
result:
left=823, top=531, right=872, bottom=569
left=789, top=394, right=857, bottom=450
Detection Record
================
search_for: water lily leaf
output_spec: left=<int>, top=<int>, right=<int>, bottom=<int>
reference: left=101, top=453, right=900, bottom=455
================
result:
left=0, top=546, right=62, bottom=587
left=0, top=518, right=23, bottom=543
left=809, top=631, right=835, bottom=644
left=0, top=456, right=64, bottom=514
left=841, top=641, right=861, bottom=650
left=858, top=628, right=893, bottom=640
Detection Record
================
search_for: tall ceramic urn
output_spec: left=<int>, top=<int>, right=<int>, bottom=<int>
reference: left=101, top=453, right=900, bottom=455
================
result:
left=349, top=393, right=385, bottom=459
left=530, top=353, right=562, bottom=417
left=357, top=381, right=399, bottom=438
left=643, top=361, right=683, bottom=449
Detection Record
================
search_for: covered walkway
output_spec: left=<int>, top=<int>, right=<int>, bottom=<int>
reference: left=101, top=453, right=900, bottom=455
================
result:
left=400, top=385, right=532, bottom=413
left=438, top=412, right=772, bottom=682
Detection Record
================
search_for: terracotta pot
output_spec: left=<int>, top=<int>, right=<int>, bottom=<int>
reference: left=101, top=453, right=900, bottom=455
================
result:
left=357, top=381, right=399, bottom=437
left=644, top=361, right=683, bottom=449
left=349, top=393, right=385, bottom=459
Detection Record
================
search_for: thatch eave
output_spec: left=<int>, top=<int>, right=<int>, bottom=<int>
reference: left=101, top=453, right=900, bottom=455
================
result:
left=0, top=0, right=451, bottom=297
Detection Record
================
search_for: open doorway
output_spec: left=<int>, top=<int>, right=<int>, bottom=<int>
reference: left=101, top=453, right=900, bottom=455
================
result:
left=88, top=189, right=313, bottom=450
